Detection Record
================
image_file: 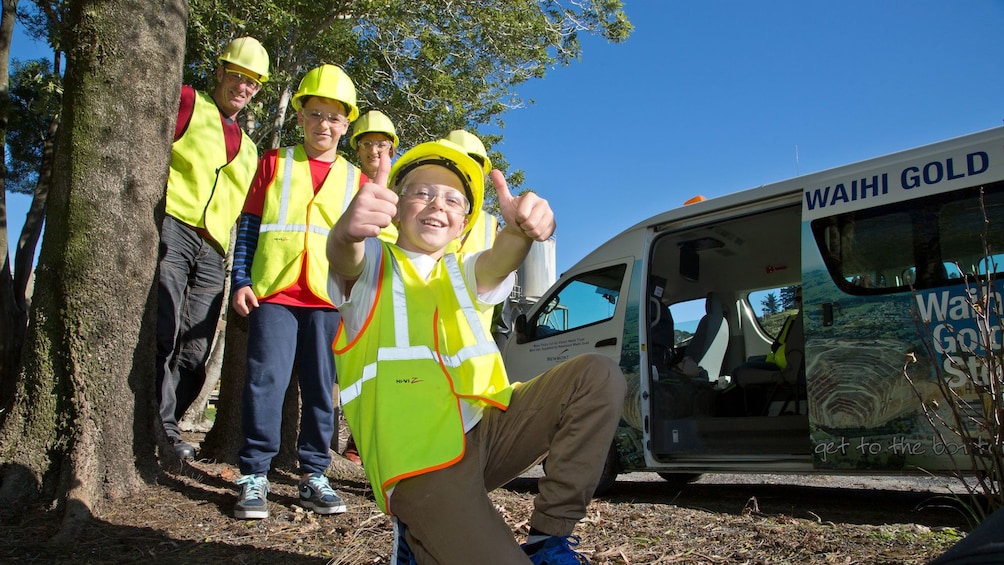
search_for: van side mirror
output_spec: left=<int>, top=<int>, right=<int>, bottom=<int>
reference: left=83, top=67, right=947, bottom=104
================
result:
left=514, top=314, right=528, bottom=344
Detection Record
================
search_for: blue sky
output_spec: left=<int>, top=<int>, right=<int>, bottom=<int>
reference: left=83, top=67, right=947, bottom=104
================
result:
left=7, top=1, right=1004, bottom=274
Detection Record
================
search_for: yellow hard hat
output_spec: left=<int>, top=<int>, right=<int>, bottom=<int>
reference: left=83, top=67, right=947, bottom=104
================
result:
left=218, top=37, right=270, bottom=83
left=444, top=129, right=491, bottom=174
left=290, top=64, right=359, bottom=121
left=389, top=139, right=484, bottom=234
left=351, top=110, right=399, bottom=149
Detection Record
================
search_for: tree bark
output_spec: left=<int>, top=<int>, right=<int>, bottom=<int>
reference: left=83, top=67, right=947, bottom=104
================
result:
left=0, top=0, right=19, bottom=414
left=0, top=0, right=187, bottom=543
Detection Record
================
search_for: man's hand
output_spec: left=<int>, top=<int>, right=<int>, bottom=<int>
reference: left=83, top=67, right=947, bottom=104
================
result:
left=493, top=169, right=555, bottom=241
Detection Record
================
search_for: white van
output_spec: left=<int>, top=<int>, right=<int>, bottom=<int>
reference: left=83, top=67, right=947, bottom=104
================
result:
left=501, top=126, right=1004, bottom=492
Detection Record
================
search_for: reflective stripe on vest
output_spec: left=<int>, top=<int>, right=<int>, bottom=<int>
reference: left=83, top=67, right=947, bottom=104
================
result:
left=165, top=91, right=258, bottom=254
left=333, top=242, right=511, bottom=513
left=250, top=146, right=359, bottom=302
left=447, top=210, right=499, bottom=332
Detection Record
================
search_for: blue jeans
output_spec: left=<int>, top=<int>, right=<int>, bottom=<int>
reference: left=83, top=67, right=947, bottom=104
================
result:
left=156, top=216, right=226, bottom=440
left=238, top=302, right=339, bottom=476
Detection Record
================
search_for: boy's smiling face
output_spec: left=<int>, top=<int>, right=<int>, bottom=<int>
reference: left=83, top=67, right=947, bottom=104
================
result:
left=395, top=165, right=469, bottom=256
left=298, top=97, right=349, bottom=160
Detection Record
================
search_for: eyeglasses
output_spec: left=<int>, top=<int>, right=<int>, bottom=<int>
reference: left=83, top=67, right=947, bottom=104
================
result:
left=224, top=69, right=261, bottom=89
left=305, top=110, right=348, bottom=127
left=359, top=140, right=393, bottom=151
left=402, top=184, right=470, bottom=214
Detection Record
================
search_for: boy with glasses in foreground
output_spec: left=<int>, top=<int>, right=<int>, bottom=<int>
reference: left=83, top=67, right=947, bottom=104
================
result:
left=327, top=140, right=626, bottom=564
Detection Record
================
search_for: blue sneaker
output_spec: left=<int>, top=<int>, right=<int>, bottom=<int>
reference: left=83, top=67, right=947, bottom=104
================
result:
left=299, top=472, right=347, bottom=514
left=522, top=535, right=589, bottom=565
left=234, top=474, right=269, bottom=519
left=392, top=517, right=418, bottom=565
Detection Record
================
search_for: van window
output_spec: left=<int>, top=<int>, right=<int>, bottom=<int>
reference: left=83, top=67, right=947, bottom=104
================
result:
left=746, top=285, right=800, bottom=337
left=528, top=264, right=626, bottom=339
left=668, top=297, right=704, bottom=348
left=810, top=181, right=1004, bottom=294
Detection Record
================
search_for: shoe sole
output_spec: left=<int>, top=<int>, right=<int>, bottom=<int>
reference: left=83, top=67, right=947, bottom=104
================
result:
left=234, top=508, right=268, bottom=519
left=300, top=500, right=347, bottom=514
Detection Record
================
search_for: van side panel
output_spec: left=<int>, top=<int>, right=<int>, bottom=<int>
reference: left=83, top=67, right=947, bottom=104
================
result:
left=803, top=132, right=1004, bottom=471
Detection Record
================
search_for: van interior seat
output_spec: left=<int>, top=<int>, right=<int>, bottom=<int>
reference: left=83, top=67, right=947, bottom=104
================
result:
left=649, top=297, right=676, bottom=375
left=732, top=312, right=805, bottom=415
left=684, top=292, right=729, bottom=380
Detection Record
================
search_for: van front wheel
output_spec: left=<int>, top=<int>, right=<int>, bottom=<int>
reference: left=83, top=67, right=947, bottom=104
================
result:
left=656, top=472, right=702, bottom=487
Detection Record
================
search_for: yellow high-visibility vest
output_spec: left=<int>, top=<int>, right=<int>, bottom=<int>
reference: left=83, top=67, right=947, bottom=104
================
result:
left=250, top=145, right=360, bottom=303
left=448, top=209, right=498, bottom=254
left=165, top=91, right=258, bottom=254
left=765, top=314, right=797, bottom=370
left=446, top=210, right=500, bottom=332
left=333, top=241, right=511, bottom=514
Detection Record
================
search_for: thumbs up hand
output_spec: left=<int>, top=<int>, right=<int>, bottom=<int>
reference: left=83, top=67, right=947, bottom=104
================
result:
left=493, top=169, right=555, bottom=241
left=341, top=152, right=398, bottom=241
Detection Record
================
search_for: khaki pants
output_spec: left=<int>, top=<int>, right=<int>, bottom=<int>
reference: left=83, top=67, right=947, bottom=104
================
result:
left=390, top=353, right=626, bottom=564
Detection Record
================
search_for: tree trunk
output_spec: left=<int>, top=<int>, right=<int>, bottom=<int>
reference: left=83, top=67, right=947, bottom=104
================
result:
left=0, top=114, right=59, bottom=416
left=0, top=0, right=187, bottom=543
left=199, top=310, right=300, bottom=470
left=0, top=0, right=19, bottom=413
left=198, top=311, right=247, bottom=462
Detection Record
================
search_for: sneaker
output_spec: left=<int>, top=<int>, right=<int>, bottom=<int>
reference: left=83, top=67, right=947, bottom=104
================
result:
left=234, top=474, right=269, bottom=519
left=522, top=535, right=589, bottom=565
left=299, top=472, right=347, bottom=514
left=392, top=517, right=418, bottom=565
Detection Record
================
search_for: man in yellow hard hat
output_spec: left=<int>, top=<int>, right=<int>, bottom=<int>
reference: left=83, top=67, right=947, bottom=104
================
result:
left=157, top=36, right=269, bottom=461
left=327, top=142, right=626, bottom=564
left=351, top=110, right=399, bottom=180
left=229, top=64, right=361, bottom=520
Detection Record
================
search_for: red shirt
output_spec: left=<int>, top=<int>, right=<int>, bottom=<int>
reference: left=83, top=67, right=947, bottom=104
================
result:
left=243, top=148, right=365, bottom=308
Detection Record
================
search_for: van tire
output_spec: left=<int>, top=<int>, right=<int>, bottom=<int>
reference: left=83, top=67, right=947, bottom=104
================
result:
left=656, top=472, right=702, bottom=487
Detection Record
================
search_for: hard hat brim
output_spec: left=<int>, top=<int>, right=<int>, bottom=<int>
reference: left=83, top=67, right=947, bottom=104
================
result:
left=389, top=141, right=484, bottom=235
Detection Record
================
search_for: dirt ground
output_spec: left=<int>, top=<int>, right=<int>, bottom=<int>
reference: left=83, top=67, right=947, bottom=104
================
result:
left=1, top=431, right=973, bottom=564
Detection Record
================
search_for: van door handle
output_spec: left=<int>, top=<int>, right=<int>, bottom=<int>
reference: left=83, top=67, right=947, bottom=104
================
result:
left=596, top=337, right=617, bottom=347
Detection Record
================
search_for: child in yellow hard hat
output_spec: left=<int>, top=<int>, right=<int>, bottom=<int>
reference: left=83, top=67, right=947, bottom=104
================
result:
left=230, top=64, right=361, bottom=520
left=327, top=140, right=626, bottom=564
left=351, top=110, right=399, bottom=180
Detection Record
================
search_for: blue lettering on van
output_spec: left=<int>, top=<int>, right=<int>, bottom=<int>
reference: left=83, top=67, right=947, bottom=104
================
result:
left=901, top=152, right=988, bottom=190
left=805, top=151, right=989, bottom=210
left=804, top=174, right=888, bottom=209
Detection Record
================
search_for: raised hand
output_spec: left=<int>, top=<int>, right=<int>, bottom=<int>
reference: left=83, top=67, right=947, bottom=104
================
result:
left=492, top=169, right=555, bottom=242
left=339, top=152, right=398, bottom=241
